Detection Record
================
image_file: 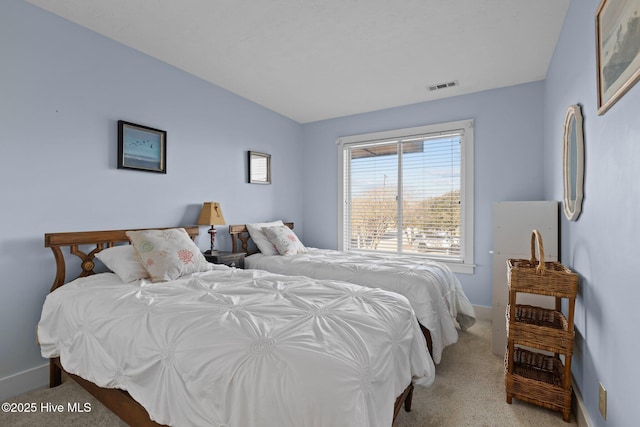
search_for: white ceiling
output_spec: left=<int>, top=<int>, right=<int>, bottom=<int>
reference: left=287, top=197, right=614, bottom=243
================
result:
left=25, top=0, right=570, bottom=123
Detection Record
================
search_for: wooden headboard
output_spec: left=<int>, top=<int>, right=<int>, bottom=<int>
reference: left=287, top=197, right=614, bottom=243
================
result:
left=229, top=223, right=293, bottom=254
left=44, top=226, right=199, bottom=292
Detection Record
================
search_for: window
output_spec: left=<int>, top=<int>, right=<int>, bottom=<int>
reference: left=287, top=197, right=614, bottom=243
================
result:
left=337, top=119, right=474, bottom=274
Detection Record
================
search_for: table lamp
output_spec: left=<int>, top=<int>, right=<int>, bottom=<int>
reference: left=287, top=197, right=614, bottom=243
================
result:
left=196, top=202, right=226, bottom=254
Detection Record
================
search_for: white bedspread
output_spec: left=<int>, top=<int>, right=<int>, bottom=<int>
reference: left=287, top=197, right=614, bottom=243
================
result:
left=38, top=267, right=434, bottom=427
left=246, top=249, right=476, bottom=363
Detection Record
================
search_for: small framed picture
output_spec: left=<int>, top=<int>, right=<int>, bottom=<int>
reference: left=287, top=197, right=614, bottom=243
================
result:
left=248, top=151, right=271, bottom=184
left=118, top=120, right=166, bottom=173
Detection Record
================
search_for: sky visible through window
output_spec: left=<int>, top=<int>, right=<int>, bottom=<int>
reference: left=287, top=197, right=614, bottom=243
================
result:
left=350, top=136, right=461, bottom=200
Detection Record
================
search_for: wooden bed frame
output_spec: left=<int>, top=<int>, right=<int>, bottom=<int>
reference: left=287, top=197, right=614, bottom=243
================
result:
left=229, top=223, right=434, bottom=356
left=43, top=226, right=413, bottom=426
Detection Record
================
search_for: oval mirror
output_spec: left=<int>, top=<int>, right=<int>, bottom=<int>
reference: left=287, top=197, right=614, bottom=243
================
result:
left=562, top=104, right=584, bottom=221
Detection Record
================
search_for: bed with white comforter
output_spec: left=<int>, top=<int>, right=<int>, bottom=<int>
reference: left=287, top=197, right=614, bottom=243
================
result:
left=38, top=265, right=434, bottom=427
left=245, top=248, right=476, bottom=363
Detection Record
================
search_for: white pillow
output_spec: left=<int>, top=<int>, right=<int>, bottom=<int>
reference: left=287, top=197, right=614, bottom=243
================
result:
left=126, top=228, right=211, bottom=282
left=262, top=225, right=307, bottom=256
left=246, top=220, right=284, bottom=255
left=95, top=245, right=149, bottom=283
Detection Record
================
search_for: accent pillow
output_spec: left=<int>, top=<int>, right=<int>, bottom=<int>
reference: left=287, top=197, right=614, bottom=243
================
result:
left=246, top=220, right=284, bottom=255
left=262, top=225, right=307, bottom=256
left=94, top=245, right=149, bottom=283
left=126, top=228, right=210, bottom=282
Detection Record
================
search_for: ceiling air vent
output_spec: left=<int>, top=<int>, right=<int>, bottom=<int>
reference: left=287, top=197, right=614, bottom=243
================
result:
left=427, top=80, right=459, bottom=92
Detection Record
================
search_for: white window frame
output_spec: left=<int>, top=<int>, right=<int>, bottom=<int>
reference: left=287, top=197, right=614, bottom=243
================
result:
left=337, top=119, right=474, bottom=274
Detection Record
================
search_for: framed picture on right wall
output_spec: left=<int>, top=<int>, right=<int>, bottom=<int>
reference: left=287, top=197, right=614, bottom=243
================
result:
left=596, top=0, right=640, bottom=115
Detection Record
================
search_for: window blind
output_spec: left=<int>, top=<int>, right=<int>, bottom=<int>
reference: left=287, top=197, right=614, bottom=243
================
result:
left=343, top=130, right=463, bottom=260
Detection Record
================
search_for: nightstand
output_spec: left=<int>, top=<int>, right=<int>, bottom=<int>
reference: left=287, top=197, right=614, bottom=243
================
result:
left=204, top=251, right=245, bottom=269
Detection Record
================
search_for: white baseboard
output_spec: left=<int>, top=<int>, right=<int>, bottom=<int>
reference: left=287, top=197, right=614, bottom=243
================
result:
left=0, top=363, right=49, bottom=402
left=572, top=379, right=594, bottom=427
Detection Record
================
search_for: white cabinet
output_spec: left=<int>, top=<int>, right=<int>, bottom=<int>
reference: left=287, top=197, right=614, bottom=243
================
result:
left=491, top=201, right=558, bottom=356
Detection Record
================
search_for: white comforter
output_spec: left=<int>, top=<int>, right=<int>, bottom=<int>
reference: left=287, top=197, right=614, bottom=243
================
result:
left=246, top=248, right=476, bottom=363
left=38, top=267, right=434, bottom=427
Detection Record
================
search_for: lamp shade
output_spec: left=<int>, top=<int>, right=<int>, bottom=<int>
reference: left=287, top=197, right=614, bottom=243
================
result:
left=196, top=202, right=226, bottom=226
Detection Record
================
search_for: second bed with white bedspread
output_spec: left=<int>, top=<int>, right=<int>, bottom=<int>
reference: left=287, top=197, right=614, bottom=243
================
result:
left=245, top=248, right=476, bottom=363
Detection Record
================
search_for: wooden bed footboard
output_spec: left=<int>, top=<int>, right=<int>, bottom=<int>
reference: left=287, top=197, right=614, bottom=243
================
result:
left=43, top=226, right=413, bottom=426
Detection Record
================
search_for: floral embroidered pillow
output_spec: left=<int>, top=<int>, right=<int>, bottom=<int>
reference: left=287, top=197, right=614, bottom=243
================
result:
left=262, top=225, right=307, bottom=256
left=126, top=228, right=210, bottom=282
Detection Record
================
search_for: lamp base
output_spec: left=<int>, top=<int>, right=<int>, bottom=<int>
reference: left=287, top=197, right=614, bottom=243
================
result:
left=208, top=226, right=217, bottom=253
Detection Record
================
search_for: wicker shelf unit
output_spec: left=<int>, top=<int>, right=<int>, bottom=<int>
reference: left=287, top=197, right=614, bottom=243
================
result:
left=505, top=230, right=578, bottom=423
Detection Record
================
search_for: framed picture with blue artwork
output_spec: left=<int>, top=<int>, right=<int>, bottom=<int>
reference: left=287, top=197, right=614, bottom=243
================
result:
left=118, top=120, right=167, bottom=173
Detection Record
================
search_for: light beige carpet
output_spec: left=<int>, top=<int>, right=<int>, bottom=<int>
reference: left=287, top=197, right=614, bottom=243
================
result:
left=1, top=320, right=576, bottom=426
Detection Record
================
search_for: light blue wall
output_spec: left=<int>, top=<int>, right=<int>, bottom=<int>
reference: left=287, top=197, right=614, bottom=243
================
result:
left=6, top=3, right=634, bottom=424
left=0, top=0, right=303, bottom=390
left=301, top=83, right=546, bottom=307
left=543, top=1, right=640, bottom=425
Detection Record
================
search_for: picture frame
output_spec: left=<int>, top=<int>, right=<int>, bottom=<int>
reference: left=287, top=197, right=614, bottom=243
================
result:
left=118, top=120, right=166, bottom=173
left=247, top=151, right=271, bottom=184
left=596, top=0, right=640, bottom=115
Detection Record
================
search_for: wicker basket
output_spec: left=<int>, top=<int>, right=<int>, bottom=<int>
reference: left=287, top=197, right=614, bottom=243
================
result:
left=507, top=230, right=578, bottom=298
left=506, top=304, right=574, bottom=354
left=505, top=347, right=572, bottom=420
left=505, top=230, right=576, bottom=422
